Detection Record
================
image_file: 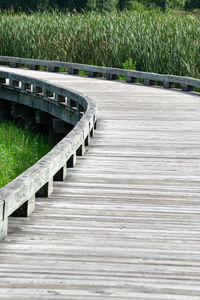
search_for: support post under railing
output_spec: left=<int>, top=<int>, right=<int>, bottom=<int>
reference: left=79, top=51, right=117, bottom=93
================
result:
left=0, top=201, right=7, bottom=241
left=11, top=195, right=35, bottom=217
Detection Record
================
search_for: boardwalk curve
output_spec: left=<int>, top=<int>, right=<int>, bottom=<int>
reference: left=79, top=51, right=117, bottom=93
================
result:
left=0, top=59, right=200, bottom=299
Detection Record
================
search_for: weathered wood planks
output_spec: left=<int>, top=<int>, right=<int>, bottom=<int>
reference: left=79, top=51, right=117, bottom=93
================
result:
left=1, top=67, right=200, bottom=299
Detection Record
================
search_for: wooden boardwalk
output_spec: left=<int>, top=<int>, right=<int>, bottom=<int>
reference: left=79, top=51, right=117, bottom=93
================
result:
left=1, top=66, right=200, bottom=299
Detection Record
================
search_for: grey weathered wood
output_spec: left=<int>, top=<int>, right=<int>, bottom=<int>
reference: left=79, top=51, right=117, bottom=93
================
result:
left=90, top=126, right=94, bottom=137
left=163, top=81, right=175, bottom=88
left=33, top=85, right=43, bottom=94
left=182, top=83, right=194, bottom=91
left=67, top=153, right=76, bottom=168
left=144, top=79, right=155, bottom=86
left=68, top=68, right=79, bottom=75
left=85, top=134, right=90, bottom=146
left=53, top=165, right=67, bottom=181
left=9, top=79, right=20, bottom=88
left=21, top=82, right=31, bottom=91
left=88, top=71, right=99, bottom=78
left=0, top=200, right=6, bottom=241
left=55, top=94, right=65, bottom=103
left=43, top=87, right=54, bottom=98
left=106, top=74, right=118, bottom=80
left=1, top=65, right=200, bottom=299
left=49, top=66, right=59, bottom=72
left=29, top=64, right=40, bottom=70
left=36, top=179, right=53, bottom=198
left=1, top=56, right=200, bottom=92
left=0, top=218, right=7, bottom=241
left=10, top=62, right=20, bottom=68
left=76, top=142, right=85, bottom=156
left=126, top=76, right=137, bottom=83
left=11, top=195, right=35, bottom=217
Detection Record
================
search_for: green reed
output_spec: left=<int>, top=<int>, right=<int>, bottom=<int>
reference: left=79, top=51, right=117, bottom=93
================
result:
left=0, top=10, right=199, bottom=77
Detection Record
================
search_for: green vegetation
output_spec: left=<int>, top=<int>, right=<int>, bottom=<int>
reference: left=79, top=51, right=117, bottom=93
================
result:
left=0, top=121, right=51, bottom=188
left=0, top=10, right=200, bottom=78
left=0, top=0, right=199, bottom=13
left=119, top=58, right=136, bottom=80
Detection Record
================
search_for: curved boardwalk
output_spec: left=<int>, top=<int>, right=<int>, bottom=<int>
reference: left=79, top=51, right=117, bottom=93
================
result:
left=1, top=66, right=200, bottom=299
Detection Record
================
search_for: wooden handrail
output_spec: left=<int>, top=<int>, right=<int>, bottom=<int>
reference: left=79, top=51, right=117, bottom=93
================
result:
left=0, top=56, right=200, bottom=92
left=0, top=68, right=97, bottom=241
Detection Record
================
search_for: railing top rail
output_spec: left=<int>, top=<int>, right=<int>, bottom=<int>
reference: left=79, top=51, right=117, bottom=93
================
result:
left=0, top=56, right=200, bottom=91
left=0, top=69, right=89, bottom=107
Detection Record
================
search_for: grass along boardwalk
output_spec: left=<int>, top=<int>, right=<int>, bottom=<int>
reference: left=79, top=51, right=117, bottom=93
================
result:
left=1, top=66, right=200, bottom=299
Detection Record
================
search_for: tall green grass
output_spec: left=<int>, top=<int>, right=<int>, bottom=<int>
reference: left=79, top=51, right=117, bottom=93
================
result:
left=0, top=122, right=51, bottom=188
left=0, top=10, right=199, bottom=78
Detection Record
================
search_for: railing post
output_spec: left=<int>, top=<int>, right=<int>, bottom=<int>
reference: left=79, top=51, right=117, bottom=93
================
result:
left=29, top=64, right=40, bottom=70
left=76, top=142, right=85, bottom=156
left=10, top=62, right=20, bottom=68
left=21, top=82, right=32, bottom=92
left=68, top=98, right=77, bottom=110
left=106, top=74, right=117, bottom=80
left=88, top=71, right=99, bottom=78
left=85, top=131, right=90, bottom=146
left=0, top=201, right=7, bottom=241
left=90, top=122, right=95, bottom=137
left=11, top=195, right=35, bottom=217
left=163, top=81, right=175, bottom=89
left=55, top=94, right=66, bottom=103
left=68, top=68, right=79, bottom=75
left=0, top=218, right=7, bottom=241
left=67, top=153, right=76, bottom=168
left=49, top=66, right=59, bottom=72
left=126, top=76, right=137, bottom=83
left=182, top=84, right=194, bottom=92
left=33, top=85, right=43, bottom=95
left=9, top=79, right=20, bottom=88
left=54, top=165, right=67, bottom=181
left=36, top=179, right=53, bottom=197
left=144, top=79, right=155, bottom=86
left=43, top=88, right=54, bottom=98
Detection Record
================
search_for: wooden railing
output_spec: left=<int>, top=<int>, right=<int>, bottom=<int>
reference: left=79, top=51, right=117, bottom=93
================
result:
left=0, top=54, right=200, bottom=241
left=0, top=56, right=200, bottom=91
left=0, top=67, right=97, bottom=241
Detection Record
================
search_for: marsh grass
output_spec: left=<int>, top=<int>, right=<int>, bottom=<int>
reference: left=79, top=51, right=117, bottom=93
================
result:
left=0, top=10, right=199, bottom=78
left=0, top=121, right=51, bottom=188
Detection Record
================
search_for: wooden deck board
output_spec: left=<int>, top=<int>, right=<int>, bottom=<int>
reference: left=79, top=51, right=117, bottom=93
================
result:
left=1, top=67, right=200, bottom=299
